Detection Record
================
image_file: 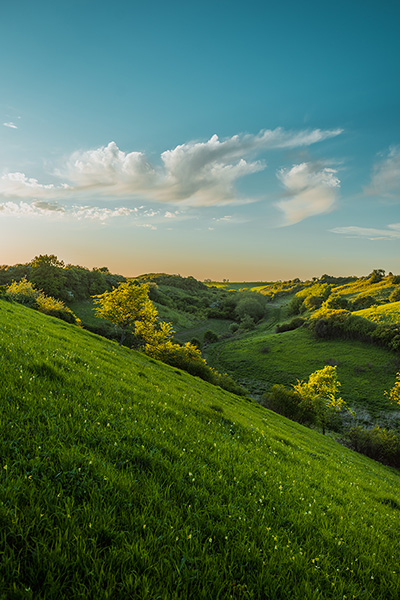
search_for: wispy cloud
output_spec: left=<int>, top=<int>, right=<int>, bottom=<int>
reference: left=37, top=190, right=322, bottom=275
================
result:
left=0, top=172, right=70, bottom=199
left=0, top=127, right=343, bottom=208
left=3, top=122, right=17, bottom=129
left=275, top=162, right=340, bottom=225
left=365, top=146, right=400, bottom=199
left=330, top=223, right=400, bottom=240
left=0, top=200, right=183, bottom=229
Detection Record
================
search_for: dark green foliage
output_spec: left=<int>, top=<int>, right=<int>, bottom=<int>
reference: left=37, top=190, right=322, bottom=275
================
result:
left=323, top=294, right=349, bottom=310
left=390, top=275, right=400, bottom=285
left=204, top=329, right=220, bottom=344
left=389, top=288, right=400, bottom=302
left=310, top=309, right=400, bottom=353
left=262, top=384, right=314, bottom=424
left=276, top=317, right=305, bottom=333
left=287, top=295, right=305, bottom=315
left=303, top=295, right=323, bottom=311
left=351, top=294, right=377, bottom=310
left=347, top=426, right=400, bottom=468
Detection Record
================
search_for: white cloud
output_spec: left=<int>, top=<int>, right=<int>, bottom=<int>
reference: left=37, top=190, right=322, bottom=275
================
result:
left=0, top=172, right=70, bottom=199
left=365, top=146, right=400, bottom=199
left=0, top=128, right=343, bottom=208
left=3, top=122, right=17, bottom=129
left=275, top=162, right=340, bottom=225
left=0, top=200, right=65, bottom=217
left=330, top=223, right=400, bottom=240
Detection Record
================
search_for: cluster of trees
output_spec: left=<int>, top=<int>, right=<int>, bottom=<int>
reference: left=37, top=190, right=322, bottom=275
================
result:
left=0, top=255, right=125, bottom=302
left=93, top=282, right=245, bottom=395
left=207, top=291, right=268, bottom=329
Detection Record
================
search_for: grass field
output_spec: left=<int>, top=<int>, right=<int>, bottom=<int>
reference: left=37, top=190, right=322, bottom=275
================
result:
left=2, top=299, right=400, bottom=598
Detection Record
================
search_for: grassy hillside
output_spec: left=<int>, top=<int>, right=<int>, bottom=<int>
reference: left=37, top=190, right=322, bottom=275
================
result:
left=355, top=301, right=400, bottom=325
left=1, top=299, right=400, bottom=599
left=206, top=324, right=399, bottom=418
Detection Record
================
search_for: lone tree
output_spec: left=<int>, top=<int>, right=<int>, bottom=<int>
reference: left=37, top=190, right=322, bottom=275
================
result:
left=93, top=282, right=156, bottom=346
left=293, top=366, right=346, bottom=435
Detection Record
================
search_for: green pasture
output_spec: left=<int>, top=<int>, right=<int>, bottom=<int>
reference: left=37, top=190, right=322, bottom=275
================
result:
left=2, top=299, right=400, bottom=598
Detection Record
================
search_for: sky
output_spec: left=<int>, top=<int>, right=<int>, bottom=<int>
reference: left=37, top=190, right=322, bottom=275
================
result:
left=1, top=0, right=400, bottom=281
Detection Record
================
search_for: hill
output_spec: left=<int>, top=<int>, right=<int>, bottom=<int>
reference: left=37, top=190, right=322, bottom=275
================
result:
left=1, top=299, right=400, bottom=599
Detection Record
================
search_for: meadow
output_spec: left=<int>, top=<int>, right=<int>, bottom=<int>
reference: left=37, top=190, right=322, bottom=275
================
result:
left=2, top=298, right=400, bottom=598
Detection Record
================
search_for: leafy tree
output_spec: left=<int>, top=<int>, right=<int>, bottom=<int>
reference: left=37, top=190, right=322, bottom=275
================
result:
left=93, top=282, right=156, bottom=346
left=293, top=366, right=347, bottom=435
left=368, top=269, right=385, bottom=284
left=30, top=254, right=67, bottom=300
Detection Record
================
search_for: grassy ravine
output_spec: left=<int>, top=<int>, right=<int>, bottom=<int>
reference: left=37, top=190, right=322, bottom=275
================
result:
left=1, top=301, right=400, bottom=599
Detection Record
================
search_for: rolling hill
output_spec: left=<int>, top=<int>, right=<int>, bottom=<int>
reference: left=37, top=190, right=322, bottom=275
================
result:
left=1, top=298, right=400, bottom=598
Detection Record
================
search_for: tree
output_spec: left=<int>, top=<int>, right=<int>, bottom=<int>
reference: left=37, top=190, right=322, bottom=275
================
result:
left=293, top=366, right=346, bottom=434
left=93, top=282, right=156, bottom=346
left=30, top=254, right=66, bottom=300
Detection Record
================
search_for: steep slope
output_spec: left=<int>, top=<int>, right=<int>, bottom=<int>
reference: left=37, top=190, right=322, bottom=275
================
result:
left=1, top=299, right=400, bottom=599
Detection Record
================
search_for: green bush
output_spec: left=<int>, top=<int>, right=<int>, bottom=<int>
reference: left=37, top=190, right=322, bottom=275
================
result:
left=262, top=384, right=315, bottom=424
left=347, top=426, right=400, bottom=468
left=6, top=278, right=40, bottom=307
left=276, top=317, right=305, bottom=333
left=351, top=294, right=377, bottom=310
left=35, top=294, right=77, bottom=324
left=204, top=330, right=220, bottom=344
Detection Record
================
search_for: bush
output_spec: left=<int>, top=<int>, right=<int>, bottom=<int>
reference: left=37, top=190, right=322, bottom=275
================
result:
left=287, top=295, right=304, bottom=316
left=204, top=330, right=219, bottom=344
left=351, top=294, right=377, bottom=311
left=347, top=426, right=400, bottom=468
left=35, top=294, right=77, bottom=324
left=389, top=288, right=400, bottom=302
left=303, top=295, right=323, bottom=311
left=276, top=317, right=304, bottom=333
left=6, top=278, right=39, bottom=307
left=262, top=385, right=315, bottom=424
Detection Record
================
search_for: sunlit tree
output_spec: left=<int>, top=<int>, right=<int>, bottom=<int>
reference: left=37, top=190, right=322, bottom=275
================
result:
left=293, top=365, right=346, bottom=435
left=93, top=282, right=156, bottom=346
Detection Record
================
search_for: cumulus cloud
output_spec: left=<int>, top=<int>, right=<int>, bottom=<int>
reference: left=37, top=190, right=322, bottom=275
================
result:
left=0, top=127, right=343, bottom=208
left=3, top=122, right=17, bottom=129
left=365, top=147, right=400, bottom=199
left=275, top=162, right=340, bottom=225
left=330, top=223, right=400, bottom=240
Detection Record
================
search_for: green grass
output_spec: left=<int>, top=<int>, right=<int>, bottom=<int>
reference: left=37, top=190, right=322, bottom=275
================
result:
left=355, top=301, right=400, bottom=325
left=2, top=299, right=400, bottom=599
left=206, top=326, right=399, bottom=417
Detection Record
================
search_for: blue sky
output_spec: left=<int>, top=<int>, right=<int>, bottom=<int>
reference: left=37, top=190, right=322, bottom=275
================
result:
left=1, top=0, right=400, bottom=280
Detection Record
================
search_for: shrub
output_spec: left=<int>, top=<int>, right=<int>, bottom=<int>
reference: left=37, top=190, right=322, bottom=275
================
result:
left=351, top=294, right=377, bottom=311
left=6, top=278, right=40, bottom=307
left=204, top=330, right=219, bottom=344
left=347, top=426, right=400, bottom=468
left=239, top=315, right=255, bottom=331
left=323, top=294, right=349, bottom=310
left=262, top=385, right=314, bottom=424
left=303, top=295, right=323, bottom=311
left=287, top=295, right=304, bottom=316
left=35, top=294, right=77, bottom=324
left=276, top=317, right=304, bottom=333
left=389, top=288, right=400, bottom=302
